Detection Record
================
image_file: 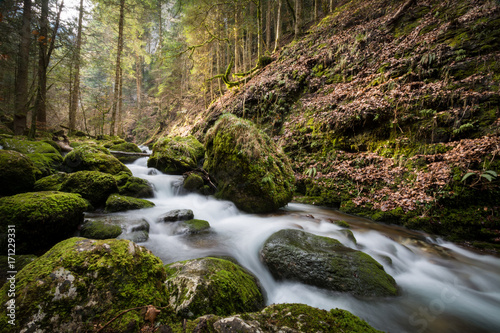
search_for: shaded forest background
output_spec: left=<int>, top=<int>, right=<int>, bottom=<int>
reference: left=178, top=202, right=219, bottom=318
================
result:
left=0, top=0, right=324, bottom=141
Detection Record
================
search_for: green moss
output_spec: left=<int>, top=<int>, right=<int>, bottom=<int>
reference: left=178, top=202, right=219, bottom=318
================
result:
left=147, top=136, right=204, bottom=174
left=203, top=113, right=295, bottom=213
left=180, top=219, right=210, bottom=234
left=60, top=170, right=118, bottom=208
left=80, top=220, right=123, bottom=239
left=115, top=172, right=154, bottom=198
left=183, top=172, right=205, bottom=192
left=0, top=238, right=169, bottom=331
left=0, top=137, right=60, bottom=155
left=105, top=194, right=155, bottom=212
left=34, top=172, right=68, bottom=191
left=165, top=257, right=264, bottom=318
left=0, top=191, right=89, bottom=254
left=62, top=144, right=132, bottom=175
left=0, top=150, right=37, bottom=196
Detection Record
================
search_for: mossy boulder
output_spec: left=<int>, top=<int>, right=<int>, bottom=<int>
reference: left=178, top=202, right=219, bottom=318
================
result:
left=82, top=214, right=151, bottom=243
left=164, top=257, right=264, bottom=318
left=0, top=237, right=169, bottom=332
left=114, top=172, right=154, bottom=198
left=157, top=209, right=194, bottom=222
left=109, top=142, right=143, bottom=163
left=60, top=170, right=118, bottom=208
left=0, top=137, right=63, bottom=178
left=202, top=303, right=383, bottom=333
left=80, top=220, right=123, bottom=239
left=183, top=172, right=205, bottom=192
left=105, top=194, right=155, bottom=212
left=62, top=144, right=131, bottom=175
left=147, top=135, right=204, bottom=174
left=203, top=113, right=295, bottom=213
left=0, top=191, right=89, bottom=254
left=176, top=219, right=211, bottom=235
left=33, top=172, right=68, bottom=191
left=0, top=150, right=37, bottom=196
left=260, top=229, right=398, bottom=297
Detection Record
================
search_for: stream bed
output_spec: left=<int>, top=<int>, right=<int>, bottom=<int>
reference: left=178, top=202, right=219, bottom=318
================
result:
left=117, top=157, right=500, bottom=333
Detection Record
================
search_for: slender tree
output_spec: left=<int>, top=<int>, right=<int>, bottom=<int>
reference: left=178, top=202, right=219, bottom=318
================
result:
left=69, top=0, right=85, bottom=134
left=13, top=0, right=31, bottom=135
left=110, top=0, right=125, bottom=136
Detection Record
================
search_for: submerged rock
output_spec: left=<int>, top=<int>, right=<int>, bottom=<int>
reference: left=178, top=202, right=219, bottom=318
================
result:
left=62, top=144, right=131, bottom=175
left=260, top=229, right=398, bottom=297
left=147, top=136, right=204, bottom=174
left=164, top=257, right=264, bottom=318
left=60, top=170, right=118, bottom=208
left=157, top=209, right=194, bottom=222
left=0, top=238, right=169, bottom=332
left=203, top=113, right=295, bottom=213
left=105, top=194, right=155, bottom=212
left=0, top=191, right=89, bottom=254
left=0, top=150, right=37, bottom=195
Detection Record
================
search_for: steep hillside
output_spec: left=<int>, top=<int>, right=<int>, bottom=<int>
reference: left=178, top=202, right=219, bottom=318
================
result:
left=160, top=0, right=500, bottom=249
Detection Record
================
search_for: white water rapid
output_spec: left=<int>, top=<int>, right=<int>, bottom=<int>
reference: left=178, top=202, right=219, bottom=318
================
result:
left=122, top=157, right=500, bottom=333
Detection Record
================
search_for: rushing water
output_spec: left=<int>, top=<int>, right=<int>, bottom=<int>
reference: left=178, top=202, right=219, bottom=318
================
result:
left=122, top=157, right=500, bottom=333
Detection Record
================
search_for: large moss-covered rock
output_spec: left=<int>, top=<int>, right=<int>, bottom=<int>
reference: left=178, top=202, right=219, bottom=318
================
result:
left=175, top=219, right=211, bottom=235
left=147, top=136, right=204, bottom=174
left=0, top=137, right=63, bottom=178
left=62, top=144, right=131, bottom=175
left=203, top=114, right=295, bottom=213
left=33, top=172, right=68, bottom=191
left=114, top=172, right=154, bottom=198
left=60, top=170, right=118, bottom=208
left=0, top=238, right=169, bottom=332
left=0, top=192, right=89, bottom=254
left=201, top=303, right=383, bottom=333
left=105, top=193, right=155, bottom=212
left=164, top=257, right=264, bottom=318
left=260, top=229, right=398, bottom=297
left=0, top=150, right=37, bottom=196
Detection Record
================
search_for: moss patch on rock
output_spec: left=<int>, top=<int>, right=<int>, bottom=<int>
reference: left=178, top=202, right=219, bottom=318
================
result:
left=62, top=144, right=131, bottom=175
left=0, top=150, right=36, bottom=196
left=60, top=170, right=118, bottom=208
left=105, top=194, right=155, bottom=212
left=0, top=191, right=89, bottom=254
left=0, top=238, right=169, bottom=332
left=260, top=229, right=398, bottom=297
left=34, top=172, right=68, bottom=191
left=147, top=136, right=204, bottom=174
left=164, top=257, right=264, bottom=318
left=114, top=172, right=154, bottom=198
left=177, top=219, right=211, bottom=235
left=80, top=220, right=123, bottom=239
left=203, top=113, right=295, bottom=213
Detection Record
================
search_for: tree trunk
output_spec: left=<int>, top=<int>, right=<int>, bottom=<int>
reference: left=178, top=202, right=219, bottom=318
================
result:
left=117, top=66, right=123, bottom=137
left=273, top=0, right=282, bottom=53
left=14, top=0, right=31, bottom=135
left=295, top=0, right=303, bottom=38
left=135, top=53, right=142, bottom=113
left=314, top=0, right=319, bottom=21
left=33, top=0, right=49, bottom=134
left=110, top=0, right=125, bottom=136
left=69, top=0, right=84, bottom=134
left=266, top=0, right=272, bottom=52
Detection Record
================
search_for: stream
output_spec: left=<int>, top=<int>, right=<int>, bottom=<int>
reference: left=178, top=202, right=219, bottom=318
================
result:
left=119, top=157, right=500, bottom=333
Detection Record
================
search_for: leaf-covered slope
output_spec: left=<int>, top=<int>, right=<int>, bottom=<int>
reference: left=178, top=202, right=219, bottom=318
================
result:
left=175, top=0, right=500, bottom=247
